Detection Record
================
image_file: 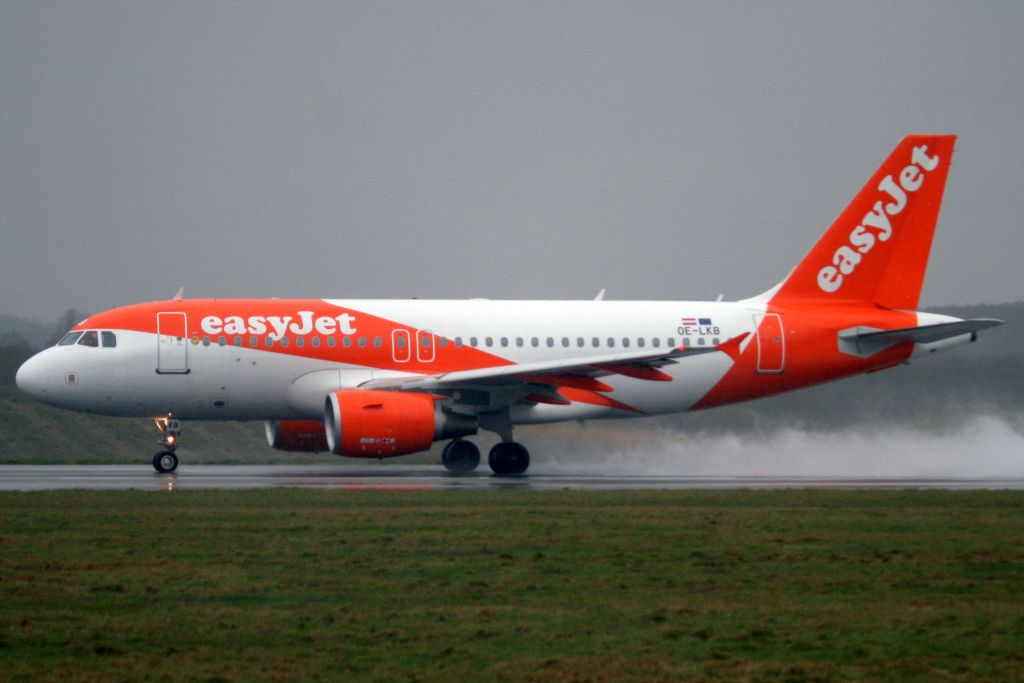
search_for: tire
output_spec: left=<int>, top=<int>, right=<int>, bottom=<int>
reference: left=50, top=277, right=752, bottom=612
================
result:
left=488, top=442, right=530, bottom=475
left=153, top=450, right=179, bottom=473
left=442, top=440, right=480, bottom=473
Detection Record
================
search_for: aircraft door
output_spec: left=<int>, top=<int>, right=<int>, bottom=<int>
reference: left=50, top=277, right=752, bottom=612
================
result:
left=392, top=329, right=411, bottom=362
left=157, top=312, right=189, bottom=374
left=754, top=313, right=785, bottom=374
left=416, top=330, right=435, bottom=363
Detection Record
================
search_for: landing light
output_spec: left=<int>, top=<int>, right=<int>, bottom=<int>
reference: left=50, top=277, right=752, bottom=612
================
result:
left=166, top=435, right=176, bottom=445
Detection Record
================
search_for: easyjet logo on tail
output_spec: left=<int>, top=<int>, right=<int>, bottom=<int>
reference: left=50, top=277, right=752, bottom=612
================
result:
left=817, top=145, right=940, bottom=293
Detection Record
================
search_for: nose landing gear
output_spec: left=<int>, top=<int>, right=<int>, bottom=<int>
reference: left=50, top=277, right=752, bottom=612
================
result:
left=153, top=416, right=181, bottom=473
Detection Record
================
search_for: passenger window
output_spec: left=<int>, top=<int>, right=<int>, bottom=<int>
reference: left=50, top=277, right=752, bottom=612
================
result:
left=295, top=336, right=304, bottom=348
left=577, top=337, right=585, bottom=348
left=485, top=337, right=493, bottom=347
left=667, top=337, right=676, bottom=347
left=697, top=338, right=706, bottom=346
left=561, top=337, right=569, bottom=348
left=500, top=337, right=509, bottom=347
left=249, top=336, right=258, bottom=347
left=343, top=337, right=352, bottom=348
left=607, top=337, right=615, bottom=348
left=358, top=336, right=367, bottom=348
left=421, top=336, right=431, bottom=348
left=311, top=337, right=321, bottom=347
left=265, top=337, right=274, bottom=347
left=218, top=336, right=226, bottom=347
left=58, top=331, right=83, bottom=346
left=622, top=337, right=630, bottom=348
left=374, top=336, right=383, bottom=348
left=279, top=337, right=289, bottom=348
left=470, top=337, right=478, bottom=347
left=78, top=330, right=99, bottom=347
left=592, top=337, right=600, bottom=347
left=234, top=336, right=243, bottom=347
left=439, top=337, right=448, bottom=348
left=637, top=338, right=645, bottom=348
left=328, top=337, right=337, bottom=347
left=516, top=337, right=524, bottom=347
left=546, top=337, right=554, bottom=348
left=652, top=337, right=660, bottom=348
left=101, top=331, right=117, bottom=348
left=531, top=337, right=539, bottom=347
left=455, top=337, right=463, bottom=347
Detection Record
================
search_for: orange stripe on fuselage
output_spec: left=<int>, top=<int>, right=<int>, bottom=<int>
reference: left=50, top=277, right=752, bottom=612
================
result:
left=76, top=299, right=514, bottom=375
left=692, top=304, right=916, bottom=410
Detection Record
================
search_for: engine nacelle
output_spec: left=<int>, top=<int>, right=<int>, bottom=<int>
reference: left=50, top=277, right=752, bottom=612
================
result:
left=324, top=390, right=476, bottom=458
left=264, top=419, right=329, bottom=452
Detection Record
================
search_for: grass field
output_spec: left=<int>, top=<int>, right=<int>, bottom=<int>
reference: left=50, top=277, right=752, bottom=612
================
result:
left=1, top=489, right=1023, bottom=682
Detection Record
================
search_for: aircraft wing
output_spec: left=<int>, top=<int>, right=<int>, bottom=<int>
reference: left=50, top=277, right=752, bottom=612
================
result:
left=359, top=333, right=750, bottom=411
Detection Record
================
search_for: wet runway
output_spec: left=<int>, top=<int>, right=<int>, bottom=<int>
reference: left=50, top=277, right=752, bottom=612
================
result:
left=2, top=464, right=1023, bottom=491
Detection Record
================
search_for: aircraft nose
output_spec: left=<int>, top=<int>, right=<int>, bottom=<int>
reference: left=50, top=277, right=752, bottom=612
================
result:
left=15, top=352, right=50, bottom=400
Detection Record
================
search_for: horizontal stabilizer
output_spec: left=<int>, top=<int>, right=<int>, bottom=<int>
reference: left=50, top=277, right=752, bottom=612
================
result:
left=839, top=318, right=1004, bottom=357
left=847, top=318, right=1004, bottom=344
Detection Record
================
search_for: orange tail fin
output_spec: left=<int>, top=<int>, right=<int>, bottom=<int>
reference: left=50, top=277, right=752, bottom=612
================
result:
left=769, top=135, right=956, bottom=309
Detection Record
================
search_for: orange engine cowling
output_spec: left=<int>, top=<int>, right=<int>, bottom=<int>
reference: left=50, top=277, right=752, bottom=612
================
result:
left=324, top=390, right=477, bottom=458
left=264, top=419, right=329, bottom=452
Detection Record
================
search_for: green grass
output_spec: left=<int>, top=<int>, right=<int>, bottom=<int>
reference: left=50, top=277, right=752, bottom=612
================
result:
left=1, top=489, right=1023, bottom=681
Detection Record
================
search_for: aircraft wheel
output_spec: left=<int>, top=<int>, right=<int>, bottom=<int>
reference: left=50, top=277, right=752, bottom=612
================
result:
left=488, top=442, right=530, bottom=475
left=153, top=450, right=179, bottom=473
left=442, top=440, right=480, bottom=473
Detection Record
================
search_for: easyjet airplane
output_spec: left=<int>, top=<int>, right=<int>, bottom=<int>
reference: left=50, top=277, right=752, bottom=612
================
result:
left=15, top=135, right=1003, bottom=475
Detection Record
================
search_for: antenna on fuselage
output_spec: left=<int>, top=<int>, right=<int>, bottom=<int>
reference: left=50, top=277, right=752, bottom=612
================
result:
left=594, top=289, right=606, bottom=301
left=172, top=287, right=185, bottom=301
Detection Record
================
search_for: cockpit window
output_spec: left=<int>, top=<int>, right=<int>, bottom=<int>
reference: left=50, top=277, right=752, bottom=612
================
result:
left=101, top=331, right=117, bottom=348
left=58, top=331, right=84, bottom=346
left=77, top=330, right=99, bottom=347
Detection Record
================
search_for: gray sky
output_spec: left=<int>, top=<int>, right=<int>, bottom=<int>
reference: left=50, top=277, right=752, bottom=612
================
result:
left=2, top=2, right=1022, bottom=322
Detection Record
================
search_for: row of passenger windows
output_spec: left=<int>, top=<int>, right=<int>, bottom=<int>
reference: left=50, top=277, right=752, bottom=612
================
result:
left=58, top=330, right=117, bottom=348
left=196, top=334, right=720, bottom=349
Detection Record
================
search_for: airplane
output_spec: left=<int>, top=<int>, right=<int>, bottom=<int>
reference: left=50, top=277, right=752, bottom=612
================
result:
left=15, top=134, right=1004, bottom=475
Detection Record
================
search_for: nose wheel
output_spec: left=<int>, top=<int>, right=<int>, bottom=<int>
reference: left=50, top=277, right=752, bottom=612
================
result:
left=153, top=450, right=179, bottom=473
left=153, top=416, right=181, bottom=473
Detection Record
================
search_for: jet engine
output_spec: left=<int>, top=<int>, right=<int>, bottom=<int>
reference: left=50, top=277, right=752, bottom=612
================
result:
left=264, top=419, right=329, bottom=452
left=324, top=390, right=476, bottom=458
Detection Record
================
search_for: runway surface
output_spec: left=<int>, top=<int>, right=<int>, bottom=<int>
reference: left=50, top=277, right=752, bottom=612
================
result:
left=2, top=465, right=1023, bottom=491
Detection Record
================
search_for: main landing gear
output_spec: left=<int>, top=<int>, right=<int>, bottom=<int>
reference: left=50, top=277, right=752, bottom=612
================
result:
left=153, top=416, right=181, bottom=473
left=488, top=442, right=530, bottom=475
left=440, top=439, right=530, bottom=475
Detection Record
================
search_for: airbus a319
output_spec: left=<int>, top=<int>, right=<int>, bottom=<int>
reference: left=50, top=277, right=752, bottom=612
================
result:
left=16, top=135, right=1003, bottom=474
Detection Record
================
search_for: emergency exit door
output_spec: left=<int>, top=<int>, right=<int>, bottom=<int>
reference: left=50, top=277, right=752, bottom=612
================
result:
left=754, top=313, right=785, bottom=374
left=157, top=312, right=189, bottom=374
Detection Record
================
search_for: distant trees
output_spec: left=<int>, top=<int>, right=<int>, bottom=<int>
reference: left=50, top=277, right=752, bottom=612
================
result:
left=44, top=309, right=83, bottom=347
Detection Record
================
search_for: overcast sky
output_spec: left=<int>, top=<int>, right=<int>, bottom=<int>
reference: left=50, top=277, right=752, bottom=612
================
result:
left=2, top=2, right=1021, bottom=322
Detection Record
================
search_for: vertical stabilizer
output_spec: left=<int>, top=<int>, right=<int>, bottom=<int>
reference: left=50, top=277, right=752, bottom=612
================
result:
left=769, top=135, right=956, bottom=309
